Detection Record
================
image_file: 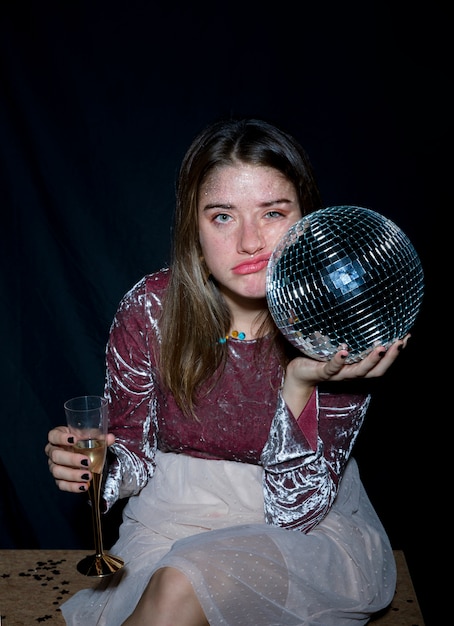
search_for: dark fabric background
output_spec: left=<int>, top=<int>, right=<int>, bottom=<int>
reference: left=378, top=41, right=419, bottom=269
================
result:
left=1, top=1, right=445, bottom=623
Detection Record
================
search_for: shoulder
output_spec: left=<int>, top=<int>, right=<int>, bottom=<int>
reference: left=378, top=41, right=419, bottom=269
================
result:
left=115, top=268, right=170, bottom=317
left=122, top=268, right=170, bottom=301
left=144, top=267, right=171, bottom=293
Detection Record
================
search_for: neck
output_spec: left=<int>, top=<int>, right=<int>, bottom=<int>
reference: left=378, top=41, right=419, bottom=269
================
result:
left=217, top=286, right=269, bottom=339
left=230, top=309, right=271, bottom=340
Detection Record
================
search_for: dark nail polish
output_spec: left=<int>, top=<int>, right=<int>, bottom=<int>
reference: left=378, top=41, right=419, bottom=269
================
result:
left=397, top=344, right=403, bottom=352
left=79, top=485, right=86, bottom=491
left=81, top=473, right=90, bottom=481
left=378, top=350, right=386, bottom=358
left=67, top=436, right=74, bottom=444
left=81, top=459, right=89, bottom=467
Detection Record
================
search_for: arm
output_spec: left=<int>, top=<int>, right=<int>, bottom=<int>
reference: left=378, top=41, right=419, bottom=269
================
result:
left=45, top=272, right=168, bottom=499
left=261, top=339, right=407, bottom=532
left=102, top=277, right=161, bottom=510
left=261, top=389, right=369, bottom=532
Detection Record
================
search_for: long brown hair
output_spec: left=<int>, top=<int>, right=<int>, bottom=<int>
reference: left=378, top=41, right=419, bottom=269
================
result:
left=159, top=118, right=322, bottom=416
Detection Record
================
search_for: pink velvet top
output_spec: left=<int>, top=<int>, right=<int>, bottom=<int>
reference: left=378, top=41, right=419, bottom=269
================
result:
left=103, top=269, right=370, bottom=532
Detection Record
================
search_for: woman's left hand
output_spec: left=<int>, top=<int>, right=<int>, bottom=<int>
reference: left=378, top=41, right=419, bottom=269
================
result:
left=305, top=333, right=410, bottom=383
left=282, top=334, right=410, bottom=417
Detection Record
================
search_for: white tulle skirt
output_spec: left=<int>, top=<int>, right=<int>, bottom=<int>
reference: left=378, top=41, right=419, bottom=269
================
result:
left=61, top=451, right=396, bottom=625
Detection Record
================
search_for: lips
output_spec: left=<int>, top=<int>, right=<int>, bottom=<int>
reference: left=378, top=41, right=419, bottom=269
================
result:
left=232, top=254, right=270, bottom=275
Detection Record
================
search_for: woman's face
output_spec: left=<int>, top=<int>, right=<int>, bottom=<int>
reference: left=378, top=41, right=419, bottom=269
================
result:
left=198, top=163, right=302, bottom=302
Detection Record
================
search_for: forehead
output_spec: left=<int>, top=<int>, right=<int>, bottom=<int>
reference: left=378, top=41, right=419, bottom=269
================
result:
left=200, top=163, right=292, bottom=199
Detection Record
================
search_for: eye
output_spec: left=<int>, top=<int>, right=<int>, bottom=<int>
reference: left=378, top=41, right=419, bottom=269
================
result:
left=214, top=213, right=232, bottom=224
left=265, top=210, right=286, bottom=219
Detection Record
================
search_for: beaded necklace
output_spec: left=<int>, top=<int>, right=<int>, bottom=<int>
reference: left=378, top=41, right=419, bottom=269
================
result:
left=218, top=330, right=246, bottom=344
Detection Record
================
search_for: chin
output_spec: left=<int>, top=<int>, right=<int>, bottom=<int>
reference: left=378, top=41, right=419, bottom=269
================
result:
left=241, top=288, right=267, bottom=300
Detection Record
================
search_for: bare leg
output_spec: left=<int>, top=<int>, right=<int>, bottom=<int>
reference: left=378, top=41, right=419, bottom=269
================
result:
left=122, top=566, right=209, bottom=626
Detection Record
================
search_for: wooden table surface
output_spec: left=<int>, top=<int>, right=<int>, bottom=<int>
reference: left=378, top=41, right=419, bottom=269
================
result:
left=0, top=549, right=425, bottom=625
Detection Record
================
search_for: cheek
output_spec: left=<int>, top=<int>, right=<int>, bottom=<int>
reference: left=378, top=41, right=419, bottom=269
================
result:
left=199, top=230, right=211, bottom=257
left=199, top=233, right=222, bottom=267
left=270, top=218, right=301, bottom=247
left=199, top=226, right=229, bottom=256
left=200, top=238, right=234, bottom=280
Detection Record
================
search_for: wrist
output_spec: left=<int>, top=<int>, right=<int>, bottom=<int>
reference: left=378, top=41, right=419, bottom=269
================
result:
left=281, top=378, right=315, bottom=419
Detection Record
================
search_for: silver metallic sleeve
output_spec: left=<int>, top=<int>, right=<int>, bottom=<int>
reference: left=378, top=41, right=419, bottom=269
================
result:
left=261, top=390, right=370, bottom=532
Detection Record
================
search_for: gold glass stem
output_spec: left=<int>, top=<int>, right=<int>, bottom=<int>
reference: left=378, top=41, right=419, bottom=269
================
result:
left=76, top=470, right=124, bottom=577
left=88, top=473, right=103, bottom=556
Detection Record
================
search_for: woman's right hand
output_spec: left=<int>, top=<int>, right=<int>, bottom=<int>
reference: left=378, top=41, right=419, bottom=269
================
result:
left=45, top=426, right=116, bottom=493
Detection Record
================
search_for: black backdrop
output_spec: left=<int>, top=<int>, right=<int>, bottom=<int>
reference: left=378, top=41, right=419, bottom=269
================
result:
left=1, top=1, right=444, bottom=623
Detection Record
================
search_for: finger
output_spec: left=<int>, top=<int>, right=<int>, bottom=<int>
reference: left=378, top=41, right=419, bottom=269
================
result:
left=47, top=426, right=73, bottom=446
left=362, top=338, right=408, bottom=377
left=47, top=453, right=92, bottom=492
left=54, top=476, right=91, bottom=493
left=323, top=345, right=390, bottom=380
left=400, top=333, right=411, bottom=347
left=47, top=444, right=90, bottom=471
left=321, top=348, right=350, bottom=378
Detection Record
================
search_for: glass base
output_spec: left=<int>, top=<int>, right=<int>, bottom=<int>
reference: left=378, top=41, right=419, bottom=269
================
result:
left=77, top=552, right=124, bottom=577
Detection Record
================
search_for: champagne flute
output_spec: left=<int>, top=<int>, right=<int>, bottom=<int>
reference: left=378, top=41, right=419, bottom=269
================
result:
left=64, top=395, right=124, bottom=577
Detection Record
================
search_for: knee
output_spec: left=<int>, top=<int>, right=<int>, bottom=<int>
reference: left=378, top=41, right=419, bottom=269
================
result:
left=123, top=567, right=208, bottom=626
left=148, top=566, right=194, bottom=602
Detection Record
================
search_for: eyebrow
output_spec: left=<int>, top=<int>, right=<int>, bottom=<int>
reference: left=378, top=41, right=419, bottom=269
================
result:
left=203, top=203, right=233, bottom=211
left=202, top=198, right=293, bottom=211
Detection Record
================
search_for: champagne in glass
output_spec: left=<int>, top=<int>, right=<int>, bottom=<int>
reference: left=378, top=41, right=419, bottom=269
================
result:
left=64, top=395, right=124, bottom=577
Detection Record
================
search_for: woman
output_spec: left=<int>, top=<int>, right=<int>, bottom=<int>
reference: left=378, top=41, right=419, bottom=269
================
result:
left=46, top=118, right=407, bottom=625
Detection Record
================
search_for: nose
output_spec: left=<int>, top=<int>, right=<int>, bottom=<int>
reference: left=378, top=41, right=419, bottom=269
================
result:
left=238, top=220, right=265, bottom=256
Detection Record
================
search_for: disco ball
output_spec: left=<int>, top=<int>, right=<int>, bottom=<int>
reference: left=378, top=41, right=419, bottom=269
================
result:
left=266, top=206, right=424, bottom=363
